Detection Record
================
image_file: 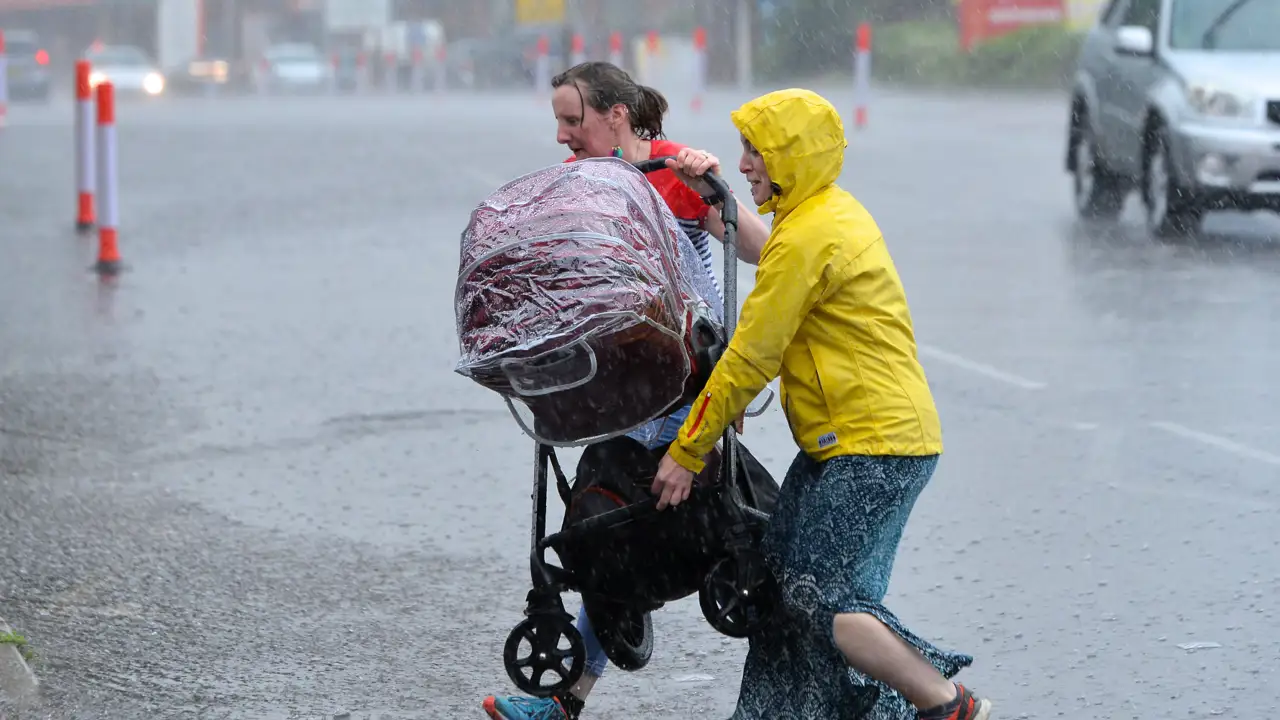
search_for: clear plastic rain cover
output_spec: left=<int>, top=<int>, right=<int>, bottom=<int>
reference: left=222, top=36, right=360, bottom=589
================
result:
left=455, top=157, right=724, bottom=446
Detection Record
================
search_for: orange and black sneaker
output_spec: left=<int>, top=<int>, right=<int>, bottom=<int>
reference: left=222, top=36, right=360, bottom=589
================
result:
left=917, top=683, right=993, bottom=720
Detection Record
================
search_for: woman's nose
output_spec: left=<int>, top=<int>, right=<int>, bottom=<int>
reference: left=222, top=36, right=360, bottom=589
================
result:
left=557, top=127, right=573, bottom=145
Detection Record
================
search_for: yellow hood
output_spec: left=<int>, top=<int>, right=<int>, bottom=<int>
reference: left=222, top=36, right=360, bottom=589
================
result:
left=730, top=88, right=848, bottom=220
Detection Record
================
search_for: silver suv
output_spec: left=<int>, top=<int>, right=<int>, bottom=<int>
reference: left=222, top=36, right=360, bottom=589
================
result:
left=1066, top=0, right=1280, bottom=236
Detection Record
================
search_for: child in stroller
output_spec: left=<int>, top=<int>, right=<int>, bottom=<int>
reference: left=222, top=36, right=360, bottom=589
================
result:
left=454, top=155, right=781, bottom=719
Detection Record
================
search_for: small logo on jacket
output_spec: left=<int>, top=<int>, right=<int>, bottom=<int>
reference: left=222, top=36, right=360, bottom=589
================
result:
left=817, top=432, right=838, bottom=449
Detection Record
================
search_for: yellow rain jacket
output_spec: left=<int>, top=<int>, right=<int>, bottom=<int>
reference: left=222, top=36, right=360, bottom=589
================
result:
left=667, top=89, right=943, bottom=474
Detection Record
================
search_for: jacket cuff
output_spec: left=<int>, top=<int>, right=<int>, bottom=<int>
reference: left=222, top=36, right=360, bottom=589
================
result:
left=667, top=440, right=706, bottom=474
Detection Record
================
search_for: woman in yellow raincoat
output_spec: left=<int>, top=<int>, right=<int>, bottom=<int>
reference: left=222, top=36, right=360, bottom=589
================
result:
left=653, top=89, right=993, bottom=720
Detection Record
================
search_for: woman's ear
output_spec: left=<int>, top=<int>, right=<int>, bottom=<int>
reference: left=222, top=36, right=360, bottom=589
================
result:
left=609, top=103, right=628, bottom=130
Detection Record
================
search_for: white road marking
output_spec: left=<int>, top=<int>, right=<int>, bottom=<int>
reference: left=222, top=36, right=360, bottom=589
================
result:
left=1055, top=418, right=1276, bottom=510
left=1150, top=421, right=1280, bottom=468
left=1106, top=479, right=1275, bottom=512
left=917, top=344, right=1048, bottom=390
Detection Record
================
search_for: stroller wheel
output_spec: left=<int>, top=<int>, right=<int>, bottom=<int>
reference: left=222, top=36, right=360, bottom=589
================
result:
left=582, top=598, right=654, bottom=672
left=502, top=613, right=587, bottom=698
left=699, top=549, right=779, bottom=639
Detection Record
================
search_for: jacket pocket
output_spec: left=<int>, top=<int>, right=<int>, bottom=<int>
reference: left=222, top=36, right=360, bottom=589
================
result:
left=780, top=387, right=803, bottom=449
left=806, top=339, right=839, bottom=424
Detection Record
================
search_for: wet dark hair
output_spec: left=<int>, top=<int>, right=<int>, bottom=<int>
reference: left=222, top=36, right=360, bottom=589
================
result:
left=551, top=61, right=668, bottom=141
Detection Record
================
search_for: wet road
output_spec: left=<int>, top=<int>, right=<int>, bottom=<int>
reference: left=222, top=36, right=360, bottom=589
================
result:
left=2, top=84, right=1279, bottom=719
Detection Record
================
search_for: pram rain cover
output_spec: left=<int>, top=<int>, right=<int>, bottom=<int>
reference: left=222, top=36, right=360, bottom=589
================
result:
left=455, top=157, right=724, bottom=446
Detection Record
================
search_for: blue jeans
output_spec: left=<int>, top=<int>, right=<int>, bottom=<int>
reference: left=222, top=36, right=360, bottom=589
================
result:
left=576, top=606, right=609, bottom=677
left=624, top=404, right=691, bottom=450
left=574, top=404, right=691, bottom=679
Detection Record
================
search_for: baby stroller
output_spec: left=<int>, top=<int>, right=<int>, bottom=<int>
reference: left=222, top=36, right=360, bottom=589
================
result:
left=454, top=156, right=781, bottom=698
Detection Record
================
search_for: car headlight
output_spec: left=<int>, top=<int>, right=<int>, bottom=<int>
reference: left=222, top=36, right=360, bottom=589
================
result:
left=1185, top=82, right=1254, bottom=119
left=143, top=72, right=164, bottom=95
left=89, top=70, right=106, bottom=87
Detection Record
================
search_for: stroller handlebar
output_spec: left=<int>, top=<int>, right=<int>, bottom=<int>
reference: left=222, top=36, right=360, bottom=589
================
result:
left=630, top=156, right=671, bottom=174
left=633, top=156, right=735, bottom=219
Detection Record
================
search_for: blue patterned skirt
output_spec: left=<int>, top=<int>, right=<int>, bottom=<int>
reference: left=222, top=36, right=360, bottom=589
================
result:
left=730, top=453, right=973, bottom=720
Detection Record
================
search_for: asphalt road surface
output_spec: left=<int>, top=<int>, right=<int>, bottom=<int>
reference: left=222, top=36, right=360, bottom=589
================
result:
left=2, top=83, right=1278, bottom=719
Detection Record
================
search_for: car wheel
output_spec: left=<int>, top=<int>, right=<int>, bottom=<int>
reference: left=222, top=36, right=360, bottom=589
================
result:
left=1144, top=126, right=1203, bottom=238
left=1072, top=116, right=1126, bottom=220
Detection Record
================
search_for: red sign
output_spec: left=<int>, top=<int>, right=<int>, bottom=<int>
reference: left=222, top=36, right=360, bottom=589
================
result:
left=958, top=0, right=1065, bottom=51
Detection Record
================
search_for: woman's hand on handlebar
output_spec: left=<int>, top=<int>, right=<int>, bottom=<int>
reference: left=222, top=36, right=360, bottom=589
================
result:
left=666, top=148, right=721, bottom=199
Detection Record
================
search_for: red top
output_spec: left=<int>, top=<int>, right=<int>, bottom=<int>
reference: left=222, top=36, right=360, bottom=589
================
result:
left=564, top=139, right=711, bottom=228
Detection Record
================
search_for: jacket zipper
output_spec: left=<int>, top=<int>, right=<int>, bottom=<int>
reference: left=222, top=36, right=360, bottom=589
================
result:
left=688, top=391, right=712, bottom=437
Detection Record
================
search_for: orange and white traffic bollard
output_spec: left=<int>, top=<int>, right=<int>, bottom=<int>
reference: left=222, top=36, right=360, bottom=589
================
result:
left=692, top=26, right=706, bottom=112
left=383, top=51, right=396, bottom=93
left=535, top=34, right=550, bottom=95
left=411, top=46, right=424, bottom=92
left=94, top=81, right=121, bottom=276
left=256, top=57, right=270, bottom=95
left=0, top=30, right=8, bottom=129
left=75, top=59, right=96, bottom=231
left=434, top=45, right=447, bottom=92
left=643, top=30, right=659, bottom=85
left=608, top=31, right=623, bottom=68
left=570, top=33, right=585, bottom=66
left=853, top=22, right=871, bottom=130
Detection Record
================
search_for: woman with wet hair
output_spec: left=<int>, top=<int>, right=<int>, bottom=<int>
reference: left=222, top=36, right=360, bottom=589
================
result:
left=550, top=61, right=771, bottom=273
left=481, top=61, right=772, bottom=720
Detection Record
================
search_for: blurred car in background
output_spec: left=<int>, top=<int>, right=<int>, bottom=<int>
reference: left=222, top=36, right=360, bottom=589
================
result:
left=167, top=54, right=252, bottom=95
left=4, top=29, right=52, bottom=102
left=513, top=26, right=566, bottom=85
left=253, top=42, right=331, bottom=94
left=1067, top=0, right=1280, bottom=237
left=86, top=44, right=165, bottom=97
left=443, top=31, right=565, bottom=91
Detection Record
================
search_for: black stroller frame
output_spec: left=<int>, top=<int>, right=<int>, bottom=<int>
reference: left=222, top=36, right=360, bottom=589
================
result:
left=500, top=158, right=782, bottom=698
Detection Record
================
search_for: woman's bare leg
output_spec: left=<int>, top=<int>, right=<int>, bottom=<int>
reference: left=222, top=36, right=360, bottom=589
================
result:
left=832, top=612, right=957, bottom=710
left=568, top=673, right=598, bottom=700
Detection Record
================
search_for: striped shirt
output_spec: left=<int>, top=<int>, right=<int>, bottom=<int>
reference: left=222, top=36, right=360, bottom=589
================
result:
left=674, top=215, right=721, bottom=298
